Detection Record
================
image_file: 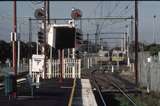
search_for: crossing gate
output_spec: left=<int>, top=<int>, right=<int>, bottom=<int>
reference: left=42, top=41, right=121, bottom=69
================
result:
left=30, top=58, right=81, bottom=81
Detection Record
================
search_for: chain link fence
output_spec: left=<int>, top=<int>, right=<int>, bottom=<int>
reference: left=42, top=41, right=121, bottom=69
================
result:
left=138, top=52, right=160, bottom=92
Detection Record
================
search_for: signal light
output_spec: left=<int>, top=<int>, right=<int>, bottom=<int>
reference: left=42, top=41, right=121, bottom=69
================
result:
left=38, top=31, right=44, bottom=44
left=76, top=29, right=83, bottom=45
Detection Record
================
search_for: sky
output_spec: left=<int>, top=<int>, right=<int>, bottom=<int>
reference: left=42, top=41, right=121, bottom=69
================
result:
left=0, top=1, right=160, bottom=45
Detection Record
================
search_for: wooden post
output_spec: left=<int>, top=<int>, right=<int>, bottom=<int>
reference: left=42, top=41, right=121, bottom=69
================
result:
left=59, top=49, right=64, bottom=82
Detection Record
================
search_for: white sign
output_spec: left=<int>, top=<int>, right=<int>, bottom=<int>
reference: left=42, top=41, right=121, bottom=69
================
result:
left=47, top=24, right=74, bottom=47
left=11, top=32, right=17, bottom=41
left=48, top=26, right=55, bottom=47
left=147, top=57, right=152, bottom=63
left=67, top=63, right=74, bottom=67
left=31, top=54, right=45, bottom=72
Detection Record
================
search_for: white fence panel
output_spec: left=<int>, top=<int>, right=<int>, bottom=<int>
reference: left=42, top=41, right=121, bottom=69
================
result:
left=30, top=58, right=81, bottom=80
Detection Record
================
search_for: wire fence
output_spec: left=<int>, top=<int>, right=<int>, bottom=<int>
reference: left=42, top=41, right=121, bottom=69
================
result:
left=138, top=52, right=160, bottom=92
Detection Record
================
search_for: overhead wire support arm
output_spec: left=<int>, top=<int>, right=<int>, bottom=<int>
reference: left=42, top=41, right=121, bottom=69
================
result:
left=83, top=32, right=126, bottom=35
left=30, top=17, right=134, bottom=21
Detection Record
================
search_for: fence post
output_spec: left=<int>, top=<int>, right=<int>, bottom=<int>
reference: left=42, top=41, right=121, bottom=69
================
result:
left=63, top=59, right=66, bottom=78
left=36, top=74, right=40, bottom=88
left=48, top=59, right=52, bottom=79
left=29, top=59, right=32, bottom=76
left=147, top=58, right=151, bottom=93
left=87, top=58, right=90, bottom=69
left=90, top=57, right=92, bottom=67
left=72, top=59, right=75, bottom=78
left=78, top=59, right=81, bottom=78
left=111, top=65, right=114, bottom=73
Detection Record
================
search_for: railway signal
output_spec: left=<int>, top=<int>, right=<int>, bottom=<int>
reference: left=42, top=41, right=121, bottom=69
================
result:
left=76, top=29, right=83, bottom=46
left=34, top=8, right=45, bottom=20
left=38, top=29, right=44, bottom=44
left=71, top=8, right=82, bottom=20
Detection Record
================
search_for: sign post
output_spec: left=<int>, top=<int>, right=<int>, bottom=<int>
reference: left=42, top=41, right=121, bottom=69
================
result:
left=31, top=54, right=45, bottom=88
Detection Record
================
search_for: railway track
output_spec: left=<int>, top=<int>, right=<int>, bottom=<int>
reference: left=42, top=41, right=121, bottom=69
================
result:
left=90, top=69, right=138, bottom=106
left=90, top=70, right=107, bottom=106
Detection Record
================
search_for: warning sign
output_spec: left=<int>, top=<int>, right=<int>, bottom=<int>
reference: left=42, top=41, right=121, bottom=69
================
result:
left=31, top=54, right=45, bottom=72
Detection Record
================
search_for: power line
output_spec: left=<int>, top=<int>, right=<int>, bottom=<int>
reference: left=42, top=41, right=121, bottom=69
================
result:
left=87, top=1, right=102, bottom=18
left=98, top=2, right=121, bottom=33
left=117, top=2, right=133, bottom=17
left=31, top=1, right=43, bottom=5
left=98, top=2, right=133, bottom=34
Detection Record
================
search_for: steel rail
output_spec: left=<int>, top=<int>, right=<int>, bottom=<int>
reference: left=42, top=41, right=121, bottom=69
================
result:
left=91, top=70, right=107, bottom=106
left=30, top=17, right=133, bottom=21
left=110, top=80, right=137, bottom=106
left=97, top=73, right=138, bottom=106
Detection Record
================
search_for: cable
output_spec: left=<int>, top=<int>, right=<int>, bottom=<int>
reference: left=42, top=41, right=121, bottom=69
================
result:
left=99, top=2, right=133, bottom=33
left=31, top=1, right=43, bottom=5
left=87, top=1, right=102, bottom=18
left=99, top=2, right=121, bottom=33
left=107, top=2, right=121, bottom=17
left=122, top=5, right=134, bottom=16
left=117, top=2, right=133, bottom=17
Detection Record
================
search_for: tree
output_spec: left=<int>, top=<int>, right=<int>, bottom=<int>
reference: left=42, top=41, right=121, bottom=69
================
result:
left=0, top=40, right=11, bottom=63
left=144, top=43, right=160, bottom=56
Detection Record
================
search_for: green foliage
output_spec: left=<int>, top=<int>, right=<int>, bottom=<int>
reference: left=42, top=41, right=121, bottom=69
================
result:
left=116, top=95, right=145, bottom=106
left=0, top=40, right=57, bottom=63
left=144, top=43, right=160, bottom=56
left=0, top=40, right=39, bottom=63
left=0, top=40, right=11, bottom=63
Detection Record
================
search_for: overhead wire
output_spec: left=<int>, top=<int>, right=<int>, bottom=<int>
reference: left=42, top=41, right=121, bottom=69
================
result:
left=31, top=1, right=43, bottom=5
left=117, top=2, right=132, bottom=17
left=101, top=2, right=133, bottom=32
left=98, top=2, right=133, bottom=47
left=99, top=1, right=121, bottom=33
left=86, top=1, right=102, bottom=19
left=119, top=4, right=134, bottom=17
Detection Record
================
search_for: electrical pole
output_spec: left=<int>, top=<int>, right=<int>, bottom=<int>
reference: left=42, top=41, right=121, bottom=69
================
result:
left=17, top=24, right=21, bottom=74
left=29, top=18, right=32, bottom=59
left=46, top=0, right=53, bottom=79
left=153, top=15, right=156, bottom=44
left=12, top=0, right=17, bottom=97
left=131, top=16, right=134, bottom=42
left=135, top=0, right=139, bottom=86
left=130, top=16, right=134, bottom=58
left=43, top=1, right=47, bottom=79
left=46, top=0, right=50, bottom=24
left=87, top=33, right=89, bottom=53
left=95, top=24, right=100, bottom=52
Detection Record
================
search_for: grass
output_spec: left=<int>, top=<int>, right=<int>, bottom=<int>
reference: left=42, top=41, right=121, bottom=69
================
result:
left=115, top=91, right=160, bottom=106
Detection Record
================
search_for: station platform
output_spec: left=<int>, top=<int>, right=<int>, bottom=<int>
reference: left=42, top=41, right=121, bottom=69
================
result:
left=0, top=78, right=97, bottom=106
left=73, top=79, right=97, bottom=106
left=0, top=78, right=74, bottom=106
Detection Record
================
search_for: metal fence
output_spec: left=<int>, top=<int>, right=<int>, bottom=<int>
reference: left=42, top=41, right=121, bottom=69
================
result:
left=138, top=52, right=160, bottom=92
